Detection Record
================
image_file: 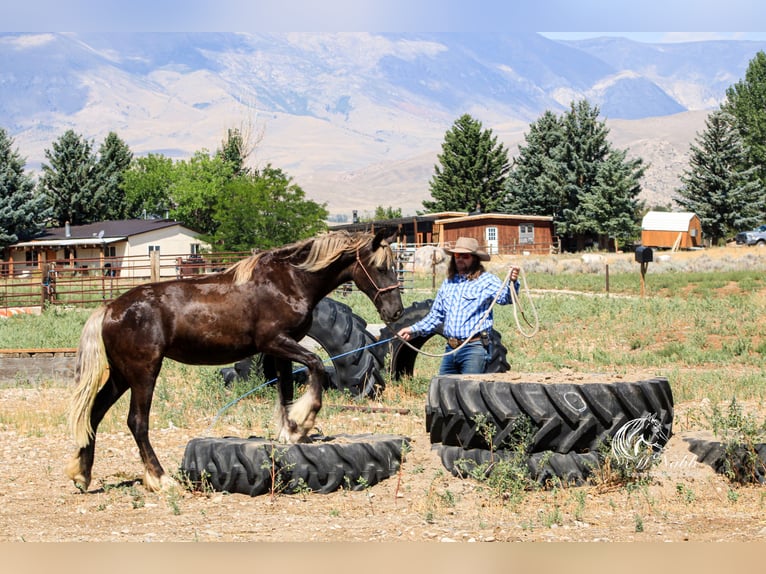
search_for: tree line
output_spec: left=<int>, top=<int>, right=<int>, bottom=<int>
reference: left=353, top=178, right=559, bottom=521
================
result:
left=0, top=127, right=328, bottom=253
left=427, top=52, right=766, bottom=247
left=3, top=50, right=766, bottom=253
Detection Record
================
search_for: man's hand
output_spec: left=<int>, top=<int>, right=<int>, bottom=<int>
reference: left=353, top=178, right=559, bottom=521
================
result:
left=510, top=266, right=520, bottom=282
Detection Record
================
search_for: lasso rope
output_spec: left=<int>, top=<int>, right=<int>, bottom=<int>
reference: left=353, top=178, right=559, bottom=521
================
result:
left=388, top=265, right=540, bottom=359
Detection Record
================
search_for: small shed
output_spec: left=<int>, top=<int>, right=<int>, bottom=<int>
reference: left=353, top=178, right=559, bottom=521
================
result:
left=641, top=211, right=702, bottom=250
left=434, top=213, right=556, bottom=255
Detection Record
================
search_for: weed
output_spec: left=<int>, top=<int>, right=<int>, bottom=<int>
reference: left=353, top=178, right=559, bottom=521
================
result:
left=706, top=397, right=766, bottom=484
left=675, top=483, right=696, bottom=504
left=634, top=514, right=644, bottom=532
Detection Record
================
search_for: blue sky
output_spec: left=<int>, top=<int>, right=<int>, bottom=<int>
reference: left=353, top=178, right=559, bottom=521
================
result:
left=2, top=0, right=766, bottom=35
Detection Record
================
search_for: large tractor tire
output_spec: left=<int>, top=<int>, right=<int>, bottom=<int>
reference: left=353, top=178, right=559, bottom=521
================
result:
left=685, top=435, right=766, bottom=484
left=378, top=299, right=509, bottom=380
left=219, top=297, right=386, bottom=398
left=181, top=433, right=411, bottom=496
left=425, top=375, right=673, bottom=454
left=433, top=444, right=601, bottom=487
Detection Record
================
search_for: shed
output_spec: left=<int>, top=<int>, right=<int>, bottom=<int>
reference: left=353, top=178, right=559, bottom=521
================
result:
left=641, top=211, right=702, bottom=250
left=434, top=213, right=556, bottom=255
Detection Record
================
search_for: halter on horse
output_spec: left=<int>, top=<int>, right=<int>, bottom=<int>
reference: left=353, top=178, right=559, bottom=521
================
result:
left=65, top=229, right=403, bottom=492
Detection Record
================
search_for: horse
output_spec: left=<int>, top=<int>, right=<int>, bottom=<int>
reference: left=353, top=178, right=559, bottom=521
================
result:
left=65, top=228, right=404, bottom=492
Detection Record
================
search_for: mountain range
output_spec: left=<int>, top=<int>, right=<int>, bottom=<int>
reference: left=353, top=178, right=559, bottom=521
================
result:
left=1, top=32, right=765, bottom=218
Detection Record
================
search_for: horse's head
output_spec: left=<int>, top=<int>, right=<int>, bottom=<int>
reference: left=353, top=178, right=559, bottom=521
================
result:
left=352, top=228, right=404, bottom=323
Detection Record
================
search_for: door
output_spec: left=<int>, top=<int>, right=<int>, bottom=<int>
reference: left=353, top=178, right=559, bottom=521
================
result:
left=485, top=227, right=498, bottom=254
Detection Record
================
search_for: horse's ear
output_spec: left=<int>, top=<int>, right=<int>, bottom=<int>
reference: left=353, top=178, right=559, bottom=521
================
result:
left=372, top=227, right=396, bottom=250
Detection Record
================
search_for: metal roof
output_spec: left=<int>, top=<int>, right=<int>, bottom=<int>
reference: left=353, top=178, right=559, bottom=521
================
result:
left=641, top=211, right=697, bottom=232
left=12, top=237, right=123, bottom=248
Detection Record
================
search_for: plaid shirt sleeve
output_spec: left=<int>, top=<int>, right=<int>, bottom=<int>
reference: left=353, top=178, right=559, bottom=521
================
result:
left=409, top=272, right=519, bottom=339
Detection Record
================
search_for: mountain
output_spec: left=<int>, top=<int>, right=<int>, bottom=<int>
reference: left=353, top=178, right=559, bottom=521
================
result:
left=1, top=32, right=764, bottom=218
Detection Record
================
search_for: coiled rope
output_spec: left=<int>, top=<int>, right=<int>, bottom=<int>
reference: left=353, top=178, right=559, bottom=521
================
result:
left=388, top=265, right=540, bottom=359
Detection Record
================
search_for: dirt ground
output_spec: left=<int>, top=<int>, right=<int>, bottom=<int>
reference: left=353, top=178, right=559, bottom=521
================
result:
left=1, top=372, right=766, bottom=544
left=2, top=245, right=766, bottom=546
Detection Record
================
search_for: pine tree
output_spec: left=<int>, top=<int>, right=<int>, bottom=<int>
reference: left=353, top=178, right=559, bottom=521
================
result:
left=0, top=128, right=50, bottom=249
left=721, top=50, right=766, bottom=186
left=503, top=100, right=645, bottom=248
left=566, top=150, right=645, bottom=247
left=676, top=110, right=764, bottom=245
left=423, top=114, right=510, bottom=213
left=502, top=110, right=566, bottom=216
left=96, top=132, right=133, bottom=220
left=38, top=130, right=103, bottom=226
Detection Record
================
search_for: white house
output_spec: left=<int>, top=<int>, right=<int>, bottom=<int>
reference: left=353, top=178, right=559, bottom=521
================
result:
left=7, top=219, right=209, bottom=278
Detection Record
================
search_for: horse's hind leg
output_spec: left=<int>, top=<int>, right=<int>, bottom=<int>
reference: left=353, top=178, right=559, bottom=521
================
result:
left=65, top=376, right=128, bottom=492
left=126, top=374, right=175, bottom=492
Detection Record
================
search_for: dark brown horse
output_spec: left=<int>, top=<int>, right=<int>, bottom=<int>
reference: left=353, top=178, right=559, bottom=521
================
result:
left=66, top=229, right=403, bottom=492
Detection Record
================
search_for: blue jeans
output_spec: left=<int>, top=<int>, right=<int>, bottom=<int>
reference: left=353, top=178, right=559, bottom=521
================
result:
left=439, top=340, right=489, bottom=375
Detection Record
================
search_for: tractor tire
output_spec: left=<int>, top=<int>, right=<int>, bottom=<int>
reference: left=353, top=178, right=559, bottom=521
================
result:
left=219, top=297, right=386, bottom=398
left=425, top=375, right=674, bottom=454
left=181, top=433, right=411, bottom=496
left=433, top=444, right=601, bottom=487
left=378, top=299, right=509, bottom=380
left=685, top=435, right=766, bottom=484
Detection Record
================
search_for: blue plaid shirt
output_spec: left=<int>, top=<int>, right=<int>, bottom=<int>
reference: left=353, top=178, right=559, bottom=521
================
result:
left=409, top=271, right=518, bottom=339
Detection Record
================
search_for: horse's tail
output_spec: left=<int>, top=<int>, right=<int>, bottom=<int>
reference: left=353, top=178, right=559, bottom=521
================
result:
left=69, top=306, right=109, bottom=448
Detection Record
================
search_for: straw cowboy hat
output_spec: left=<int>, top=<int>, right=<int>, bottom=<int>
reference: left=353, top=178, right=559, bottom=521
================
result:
left=446, top=237, right=490, bottom=261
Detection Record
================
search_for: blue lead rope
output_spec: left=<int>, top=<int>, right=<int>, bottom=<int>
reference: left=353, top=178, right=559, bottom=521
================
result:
left=206, top=335, right=396, bottom=431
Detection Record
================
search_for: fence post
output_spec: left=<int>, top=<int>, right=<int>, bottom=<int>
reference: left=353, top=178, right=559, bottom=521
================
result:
left=150, top=251, right=160, bottom=282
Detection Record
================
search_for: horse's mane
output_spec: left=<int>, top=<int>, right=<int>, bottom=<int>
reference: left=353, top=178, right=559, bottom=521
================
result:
left=224, top=230, right=392, bottom=286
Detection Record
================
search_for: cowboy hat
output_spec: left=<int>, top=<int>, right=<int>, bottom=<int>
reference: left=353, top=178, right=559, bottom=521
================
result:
left=446, top=237, right=490, bottom=261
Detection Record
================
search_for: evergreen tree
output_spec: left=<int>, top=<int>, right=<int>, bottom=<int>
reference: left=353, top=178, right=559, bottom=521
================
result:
left=423, top=114, right=510, bottom=213
left=503, top=100, right=645, bottom=248
left=676, top=110, right=764, bottom=245
left=501, top=110, right=566, bottom=216
left=721, top=50, right=766, bottom=186
left=38, top=130, right=103, bottom=225
left=96, top=132, right=133, bottom=220
left=210, top=166, right=328, bottom=251
left=0, top=128, right=51, bottom=249
left=217, top=128, right=249, bottom=177
left=565, top=149, right=645, bottom=247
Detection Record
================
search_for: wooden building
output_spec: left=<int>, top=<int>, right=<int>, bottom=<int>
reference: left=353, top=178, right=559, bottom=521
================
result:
left=641, top=211, right=703, bottom=250
left=332, top=212, right=557, bottom=255
left=434, top=213, right=556, bottom=255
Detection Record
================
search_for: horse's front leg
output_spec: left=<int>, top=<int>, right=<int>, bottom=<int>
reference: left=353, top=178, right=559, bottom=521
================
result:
left=263, top=336, right=326, bottom=444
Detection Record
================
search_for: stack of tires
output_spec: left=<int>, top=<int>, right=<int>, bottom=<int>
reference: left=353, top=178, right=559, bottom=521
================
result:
left=426, top=375, right=674, bottom=486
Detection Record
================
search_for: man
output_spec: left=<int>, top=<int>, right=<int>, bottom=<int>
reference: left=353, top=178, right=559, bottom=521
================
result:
left=397, top=236, right=520, bottom=375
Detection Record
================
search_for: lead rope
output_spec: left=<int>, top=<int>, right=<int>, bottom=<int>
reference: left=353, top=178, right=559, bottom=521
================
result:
left=387, top=265, right=540, bottom=359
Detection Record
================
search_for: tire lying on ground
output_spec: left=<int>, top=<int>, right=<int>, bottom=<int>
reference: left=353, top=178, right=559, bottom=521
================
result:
left=425, top=375, right=674, bottom=454
left=181, top=433, right=411, bottom=496
left=378, top=299, right=509, bottom=380
left=433, top=444, right=601, bottom=487
left=685, top=435, right=766, bottom=484
left=219, top=297, right=387, bottom=398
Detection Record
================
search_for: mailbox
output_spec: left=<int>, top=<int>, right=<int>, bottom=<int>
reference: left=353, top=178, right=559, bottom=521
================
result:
left=635, top=245, right=653, bottom=263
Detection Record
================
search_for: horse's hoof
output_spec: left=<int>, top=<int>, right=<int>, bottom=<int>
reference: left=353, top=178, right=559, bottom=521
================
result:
left=144, top=471, right=178, bottom=493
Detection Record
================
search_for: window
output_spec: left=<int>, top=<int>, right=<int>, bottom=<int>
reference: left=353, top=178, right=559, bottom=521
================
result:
left=519, top=224, right=534, bottom=244
left=148, top=245, right=160, bottom=254
left=190, top=243, right=201, bottom=255
left=103, top=245, right=116, bottom=257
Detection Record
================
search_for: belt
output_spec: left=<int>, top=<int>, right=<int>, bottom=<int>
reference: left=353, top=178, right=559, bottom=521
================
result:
left=447, top=334, right=483, bottom=349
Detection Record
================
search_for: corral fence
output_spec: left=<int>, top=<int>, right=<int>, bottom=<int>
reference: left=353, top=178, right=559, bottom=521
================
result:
left=0, top=251, right=251, bottom=314
left=0, top=241, right=556, bottom=315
